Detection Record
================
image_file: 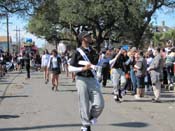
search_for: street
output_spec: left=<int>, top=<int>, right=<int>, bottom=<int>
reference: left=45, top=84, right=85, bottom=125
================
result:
left=0, top=70, right=175, bottom=131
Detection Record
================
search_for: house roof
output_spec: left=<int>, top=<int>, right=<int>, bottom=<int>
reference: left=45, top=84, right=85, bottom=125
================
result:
left=0, top=36, right=12, bottom=42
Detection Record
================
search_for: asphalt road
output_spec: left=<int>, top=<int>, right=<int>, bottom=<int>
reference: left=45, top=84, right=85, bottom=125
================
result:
left=0, top=71, right=175, bottom=131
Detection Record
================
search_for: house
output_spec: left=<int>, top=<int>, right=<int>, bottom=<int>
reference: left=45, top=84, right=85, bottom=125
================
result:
left=0, top=36, right=12, bottom=52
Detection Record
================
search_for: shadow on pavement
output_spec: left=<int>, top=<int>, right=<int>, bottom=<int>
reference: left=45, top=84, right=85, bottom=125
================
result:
left=0, top=123, right=81, bottom=131
left=0, top=115, right=20, bottom=119
left=0, top=79, right=8, bottom=82
left=102, top=92, right=112, bottom=95
left=111, top=122, right=149, bottom=128
left=0, top=82, right=16, bottom=85
left=58, top=89, right=77, bottom=92
left=123, top=99, right=151, bottom=103
left=161, top=94, right=175, bottom=98
left=0, top=95, right=28, bottom=99
left=123, top=99, right=175, bottom=103
left=60, top=84, right=75, bottom=87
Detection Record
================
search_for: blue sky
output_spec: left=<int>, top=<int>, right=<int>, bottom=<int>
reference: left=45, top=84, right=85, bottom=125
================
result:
left=0, top=7, right=175, bottom=48
left=0, top=15, right=46, bottom=48
left=152, top=6, right=175, bottom=27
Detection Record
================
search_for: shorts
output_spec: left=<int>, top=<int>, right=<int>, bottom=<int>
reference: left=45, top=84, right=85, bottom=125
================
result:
left=51, top=68, right=61, bottom=75
left=136, top=76, right=145, bottom=88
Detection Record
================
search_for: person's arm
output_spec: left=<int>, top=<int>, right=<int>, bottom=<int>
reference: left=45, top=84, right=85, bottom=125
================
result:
left=68, top=65, right=83, bottom=73
left=109, top=50, right=122, bottom=66
left=68, top=64, right=91, bottom=73
left=47, top=57, right=51, bottom=69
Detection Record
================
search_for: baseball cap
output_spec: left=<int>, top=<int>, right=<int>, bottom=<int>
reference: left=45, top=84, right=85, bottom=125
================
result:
left=78, top=31, right=92, bottom=41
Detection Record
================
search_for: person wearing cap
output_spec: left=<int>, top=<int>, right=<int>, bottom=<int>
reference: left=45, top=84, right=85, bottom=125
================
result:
left=147, top=47, right=164, bottom=103
left=68, top=31, right=104, bottom=131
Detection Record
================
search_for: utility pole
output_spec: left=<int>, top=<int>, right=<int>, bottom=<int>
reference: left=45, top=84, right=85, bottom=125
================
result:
left=18, top=29, right=21, bottom=53
left=14, top=26, right=21, bottom=53
left=6, top=13, right=10, bottom=53
left=2, top=13, right=12, bottom=53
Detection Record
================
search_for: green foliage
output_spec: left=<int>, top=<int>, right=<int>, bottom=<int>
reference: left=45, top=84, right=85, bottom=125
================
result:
left=0, top=0, right=43, bottom=15
left=27, top=0, right=175, bottom=49
left=153, top=29, right=175, bottom=46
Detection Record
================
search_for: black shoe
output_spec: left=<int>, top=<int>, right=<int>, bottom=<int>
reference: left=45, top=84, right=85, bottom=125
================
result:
left=52, top=86, right=55, bottom=91
left=103, top=85, right=106, bottom=87
left=81, top=125, right=91, bottom=131
left=152, top=98, right=161, bottom=103
left=114, top=95, right=121, bottom=103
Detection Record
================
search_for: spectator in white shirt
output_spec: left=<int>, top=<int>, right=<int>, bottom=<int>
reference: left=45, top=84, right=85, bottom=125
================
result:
left=41, top=49, right=50, bottom=84
left=47, top=49, right=61, bottom=91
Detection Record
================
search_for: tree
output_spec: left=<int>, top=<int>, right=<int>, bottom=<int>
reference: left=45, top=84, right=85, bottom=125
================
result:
left=153, top=29, right=175, bottom=46
left=121, top=0, right=175, bottom=47
left=28, top=0, right=75, bottom=49
left=29, top=0, right=126, bottom=50
left=27, top=0, right=175, bottom=50
left=0, top=0, right=43, bottom=16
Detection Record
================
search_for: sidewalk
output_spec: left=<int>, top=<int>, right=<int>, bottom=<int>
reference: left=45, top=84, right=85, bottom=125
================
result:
left=0, top=71, right=24, bottom=103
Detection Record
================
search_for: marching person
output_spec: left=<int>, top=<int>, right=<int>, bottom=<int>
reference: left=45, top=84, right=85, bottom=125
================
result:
left=147, top=47, right=164, bottom=103
left=68, top=31, right=104, bottom=131
left=109, top=48, right=127, bottom=102
left=41, top=49, right=50, bottom=84
left=47, top=49, right=61, bottom=91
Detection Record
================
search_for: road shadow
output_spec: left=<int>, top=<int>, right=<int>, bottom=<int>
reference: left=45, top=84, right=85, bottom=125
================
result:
left=0, top=115, right=20, bottom=119
left=123, top=99, right=175, bottom=103
left=59, top=89, right=77, bottom=92
left=123, top=99, right=151, bottom=103
left=0, top=82, right=16, bottom=85
left=0, top=95, right=28, bottom=99
left=0, top=79, right=8, bottom=83
left=110, top=122, right=149, bottom=128
left=33, top=77, right=43, bottom=79
left=161, top=99, right=175, bottom=103
left=60, top=84, right=75, bottom=87
left=161, top=94, right=175, bottom=98
left=0, top=123, right=81, bottom=131
left=102, top=92, right=113, bottom=95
